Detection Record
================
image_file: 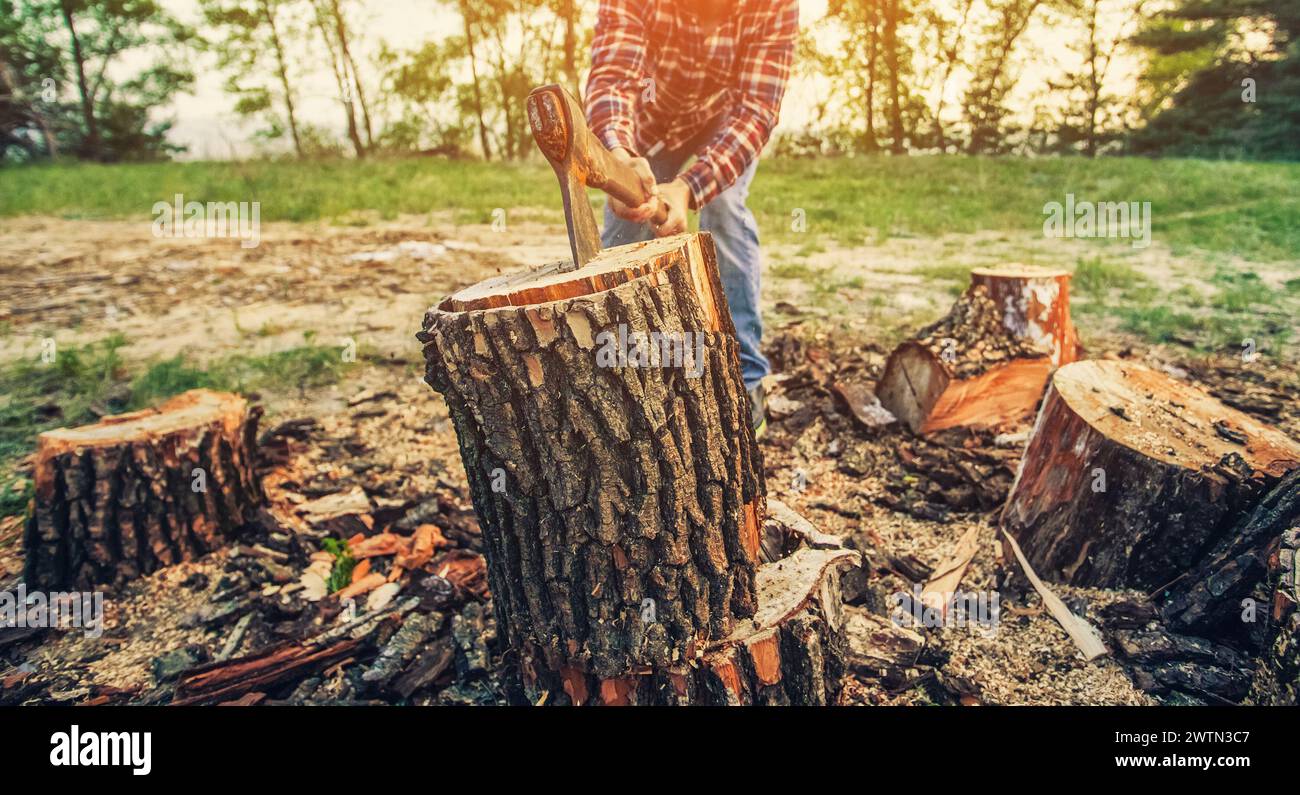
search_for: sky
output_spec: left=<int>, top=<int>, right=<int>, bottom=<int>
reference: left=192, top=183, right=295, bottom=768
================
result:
left=152, top=0, right=1145, bottom=159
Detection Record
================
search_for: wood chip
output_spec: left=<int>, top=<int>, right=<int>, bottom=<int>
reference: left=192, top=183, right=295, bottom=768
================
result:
left=1002, top=530, right=1108, bottom=661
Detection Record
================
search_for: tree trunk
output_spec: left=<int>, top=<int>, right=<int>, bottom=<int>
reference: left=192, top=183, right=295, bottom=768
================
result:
left=1001, top=360, right=1300, bottom=590
left=875, top=266, right=1080, bottom=435
left=561, top=0, right=580, bottom=97
left=883, top=0, right=905, bottom=154
left=313, top=1, right=364, bottom=158
left=419, top=233, right=852, bottom=704
left=59, top=1, right=98, bottom=158
left=329, top=0, right=373, bottom=149
left=932, top=0, right=974, bottom=153
left=1083, top=0, right=1100, bottom=158
left=24, top=390, right=264, bottom=590
left=458, top=0, right=493, bottom=160
left=865, top=21, right=879, bottom=151
left=261, top=0, right=303, bottom=158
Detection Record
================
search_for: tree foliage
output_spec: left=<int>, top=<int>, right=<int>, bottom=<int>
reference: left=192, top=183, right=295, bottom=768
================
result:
left=0, top=0, right=196, bottom=162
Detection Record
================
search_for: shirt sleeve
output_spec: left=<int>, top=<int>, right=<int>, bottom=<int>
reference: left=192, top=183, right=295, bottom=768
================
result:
left=680, top=0, right=798, bottom=208
left=584, top=0, right=650, bottom=155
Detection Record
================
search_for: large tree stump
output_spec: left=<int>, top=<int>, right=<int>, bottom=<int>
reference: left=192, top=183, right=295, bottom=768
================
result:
left=1001, top=360, right=1300, bottom=590
left=24, top=389, right=263, bottom=590
left=876, top=266, right=1081, bottom=434
left=420, top=233, right=771, bottom=704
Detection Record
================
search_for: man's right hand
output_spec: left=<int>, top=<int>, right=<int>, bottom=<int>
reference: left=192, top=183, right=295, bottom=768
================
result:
left=608, top=147, right=660, bottom=223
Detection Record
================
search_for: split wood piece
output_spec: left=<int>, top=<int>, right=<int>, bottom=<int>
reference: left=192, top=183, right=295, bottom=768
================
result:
left=1002, top=360, right=1300, bottom=590
left=174, top=597, right=420, bottom=705
left=419, top=233, right=766, bottom=697
left=921, top=525, right=981, bottom=617
left=842, top=605, right=924, bottom=682
left=172, top=636, right=364, bottom=706
left=694, top=546, right=858, bottom=706
left=875, top=266, right=1081, bottom=435
left=1002, top=530, right=1108, bottom=661
left=25, top=390, right=264, bottom=590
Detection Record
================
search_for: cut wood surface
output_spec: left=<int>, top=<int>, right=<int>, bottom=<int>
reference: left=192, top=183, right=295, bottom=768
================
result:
left=876, top=266, right=1080, bottom=435
left=420, top=233, right=767, bottom=703
left=1002, top=360, right=1300, bottom=590
left=25, top=389, right=263, bottom=590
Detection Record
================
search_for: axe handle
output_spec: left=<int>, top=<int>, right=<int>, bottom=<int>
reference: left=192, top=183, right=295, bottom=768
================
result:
left=585, top=142, right=672, bottom=227
left=527, top=83, right=673, bottom=271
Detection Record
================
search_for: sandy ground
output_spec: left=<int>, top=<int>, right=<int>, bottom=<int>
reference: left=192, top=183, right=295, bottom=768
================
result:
left=1, top=215, right=1295, bottom=706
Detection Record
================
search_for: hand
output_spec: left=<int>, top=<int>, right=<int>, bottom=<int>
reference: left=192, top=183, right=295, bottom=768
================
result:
left=608, top=147, right=660, bottom=223
left=652, top=178, right=690, bottom=238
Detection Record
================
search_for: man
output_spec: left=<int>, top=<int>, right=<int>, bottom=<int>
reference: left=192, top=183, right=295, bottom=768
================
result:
left=585, top=0, right=798, bottom=436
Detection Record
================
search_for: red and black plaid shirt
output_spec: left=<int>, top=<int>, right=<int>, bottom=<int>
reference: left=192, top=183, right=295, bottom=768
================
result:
left=585, top=0, right=798, bottom=208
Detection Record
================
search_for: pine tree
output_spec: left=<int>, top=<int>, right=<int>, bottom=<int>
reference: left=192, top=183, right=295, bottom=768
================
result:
left=1131, top=0, right=1300, bottom=157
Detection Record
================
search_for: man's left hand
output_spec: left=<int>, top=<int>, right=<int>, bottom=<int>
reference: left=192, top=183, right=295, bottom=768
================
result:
left=652, top=178, right=691, bottom=238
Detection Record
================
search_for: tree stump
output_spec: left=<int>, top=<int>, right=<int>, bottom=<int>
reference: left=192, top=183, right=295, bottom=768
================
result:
left=876, top=266, right=1081, bottom=434
left=1001, top=360, right=1300, bottom=590
left=420, top=232, right=858, bottom=704
left=24, top=389, right=263, bottom=590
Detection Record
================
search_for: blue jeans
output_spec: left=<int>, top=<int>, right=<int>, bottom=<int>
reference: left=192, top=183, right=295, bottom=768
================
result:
left=600, top=150, right=770, bottom=390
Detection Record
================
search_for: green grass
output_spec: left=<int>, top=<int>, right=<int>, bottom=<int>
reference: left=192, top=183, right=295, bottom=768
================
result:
left=2, top=155, right=1297, bottom=260
left=0, top=157, right=560, bottom=228
left=1066, top=253, right=1296, bottom=352
left=1209, top=267, right=1274, bottom=313
left=1071, top=256, right=1149, bottom=299
left=751, top=156, right=1300, bottom=260
left=320, top=536, right=357, bottom=594
left=0, top=334, right=366, bottom=518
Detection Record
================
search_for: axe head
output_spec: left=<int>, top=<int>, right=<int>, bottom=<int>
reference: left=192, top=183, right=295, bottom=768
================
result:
left=527, top=85, right=602, bottom=272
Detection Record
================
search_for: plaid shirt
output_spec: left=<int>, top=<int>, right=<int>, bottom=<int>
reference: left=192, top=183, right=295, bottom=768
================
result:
left=585, top=0, right=798, bottom=208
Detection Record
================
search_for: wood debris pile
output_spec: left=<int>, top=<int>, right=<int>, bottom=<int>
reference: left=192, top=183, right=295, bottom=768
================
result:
left=1, top=384, right=507, bottom=706
left=758, top=321, right=1300, bottom=706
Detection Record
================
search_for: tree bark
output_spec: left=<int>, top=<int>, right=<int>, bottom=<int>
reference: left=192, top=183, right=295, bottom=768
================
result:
left=1001, top=360, right=1300, bottom=590
left=1250, top=520, right=1300, bottom=705
left=24, top=390, right=264, bottom=590
left=420, top=234, right=763, bottom=701
left=875, top=266, right=1080, bottom=434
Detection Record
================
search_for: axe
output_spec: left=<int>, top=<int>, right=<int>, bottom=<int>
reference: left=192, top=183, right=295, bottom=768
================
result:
left=526, top=84, right=670, bottom=272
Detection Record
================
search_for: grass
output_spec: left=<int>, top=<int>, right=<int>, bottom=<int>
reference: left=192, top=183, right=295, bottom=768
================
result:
left=320, top=536, right=357, bottom=594
left=2, top=155, right=1297, bottom=260
left=1071, top=256, right=1149, bottom=299
left=0, top=334, right=366, bottom=518
left=0, top=157, right=559, bottom=228
left=1069, top=255, right=1296, bottom=352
